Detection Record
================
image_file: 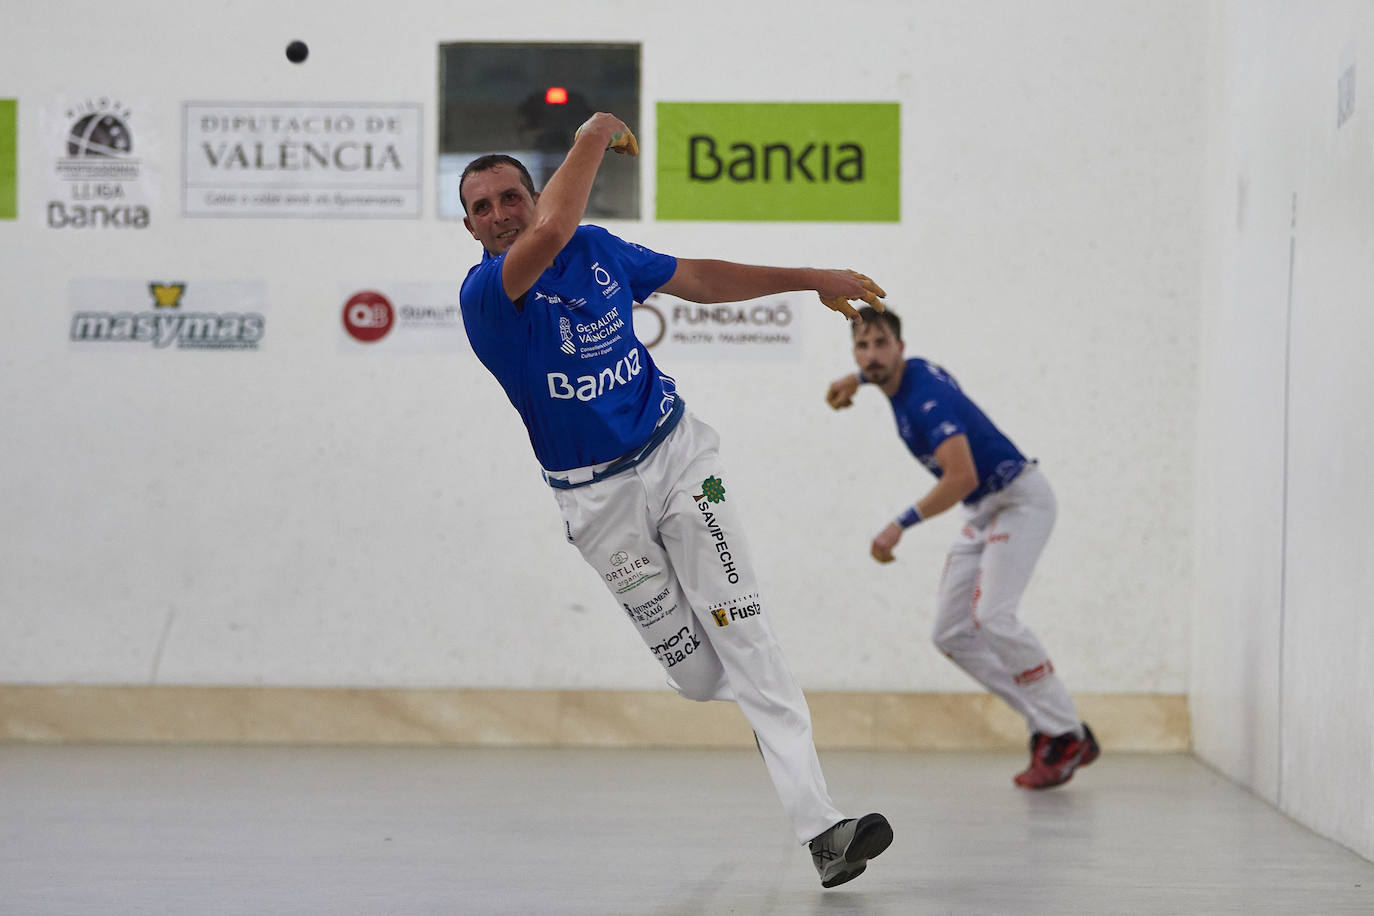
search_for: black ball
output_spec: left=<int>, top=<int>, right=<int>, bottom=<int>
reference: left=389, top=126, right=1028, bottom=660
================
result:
left=286, top=40, right=309, bottom=64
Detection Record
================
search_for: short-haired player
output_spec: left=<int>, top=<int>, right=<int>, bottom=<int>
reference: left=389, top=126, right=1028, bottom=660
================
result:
left=459, top=112, right=892, bottom=887
left=826, top=306, right=1099, bottom=788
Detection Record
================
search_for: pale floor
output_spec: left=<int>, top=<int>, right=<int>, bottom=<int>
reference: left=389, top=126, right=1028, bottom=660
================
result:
left=1, top=745, right=1371, bottom=915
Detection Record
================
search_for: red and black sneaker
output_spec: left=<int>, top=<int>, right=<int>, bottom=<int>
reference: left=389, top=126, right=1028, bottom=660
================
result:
left=1078, top=723, right=1101, bottom=768
left=1014, top=723, right=1099, bottom=789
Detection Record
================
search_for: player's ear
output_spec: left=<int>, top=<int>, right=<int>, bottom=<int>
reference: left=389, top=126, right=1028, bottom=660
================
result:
left=463, top=216, right=477, bottom=238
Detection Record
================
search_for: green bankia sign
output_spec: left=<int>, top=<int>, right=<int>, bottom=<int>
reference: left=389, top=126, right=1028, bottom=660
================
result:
left=0, top=100, right=15, bottom=219
left=656, top=102, right=899, bottom=222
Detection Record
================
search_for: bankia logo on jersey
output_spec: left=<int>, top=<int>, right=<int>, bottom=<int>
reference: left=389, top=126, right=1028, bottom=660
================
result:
left=544, top=298, right=642, bottom=401
left=69, top=279, right=266, bottom=349
left=546, top=346, right=643, bottom=402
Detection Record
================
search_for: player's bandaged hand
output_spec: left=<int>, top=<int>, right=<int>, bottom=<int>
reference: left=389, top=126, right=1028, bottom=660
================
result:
left=607, top=130, right=638, bottom=156
left=574, top=122, right=639, bottom=157
left=818, top=270, right=887, bottom=321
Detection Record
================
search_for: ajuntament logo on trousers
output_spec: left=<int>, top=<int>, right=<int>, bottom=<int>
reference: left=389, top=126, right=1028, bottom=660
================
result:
left=622, top=583, right=674, bottom=629
left=45, top=97, right=154, bottom=229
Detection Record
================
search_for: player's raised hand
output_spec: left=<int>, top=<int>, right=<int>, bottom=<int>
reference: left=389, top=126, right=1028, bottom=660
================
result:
left=826, top=374, right=860, bottom=410
left=574, top=112, right=638, bottom=156
left=816, top=270, right=887, bottom=320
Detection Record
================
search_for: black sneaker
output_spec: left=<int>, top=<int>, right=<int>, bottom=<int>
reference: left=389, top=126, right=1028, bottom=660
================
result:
left=808, top=813, right=893, bottom=888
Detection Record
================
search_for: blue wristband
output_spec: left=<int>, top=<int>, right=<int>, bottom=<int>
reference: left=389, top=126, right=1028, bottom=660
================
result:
left=895, top=506, right=923, bottom=529
left=855, top=370, right=869, bottom=384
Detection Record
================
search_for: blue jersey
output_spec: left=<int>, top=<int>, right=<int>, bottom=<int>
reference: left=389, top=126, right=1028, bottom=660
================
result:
left=460, top=225, right=680, bottom=472
left=887, top=358, right=1028, bottom=503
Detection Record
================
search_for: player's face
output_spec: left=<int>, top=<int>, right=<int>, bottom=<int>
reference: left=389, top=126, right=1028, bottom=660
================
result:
left=462, top=165, right=538, bottom=255
left=852, top=319, right=904, bottom=386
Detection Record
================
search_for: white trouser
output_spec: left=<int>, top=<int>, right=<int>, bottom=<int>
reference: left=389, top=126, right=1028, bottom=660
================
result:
left=552, top=410, right=845, bottom=844
left=931, top=465, right=1081, bottom=737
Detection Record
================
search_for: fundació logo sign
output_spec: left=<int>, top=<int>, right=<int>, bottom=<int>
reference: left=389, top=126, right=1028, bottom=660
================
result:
left=656, top=102, right=899, bottom=222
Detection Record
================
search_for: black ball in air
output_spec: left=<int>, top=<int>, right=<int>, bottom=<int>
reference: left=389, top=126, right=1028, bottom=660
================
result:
left=286, top=41, right=309, bottom=64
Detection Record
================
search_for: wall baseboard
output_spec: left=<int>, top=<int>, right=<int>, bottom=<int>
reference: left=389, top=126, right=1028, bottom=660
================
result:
left=0, top=685, right=1188, bottom=751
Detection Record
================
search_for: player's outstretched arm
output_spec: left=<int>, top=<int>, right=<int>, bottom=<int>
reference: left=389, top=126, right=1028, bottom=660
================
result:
left=658, top=261, right=885, bottom=320
left=501, top=112, right=633, bottom=301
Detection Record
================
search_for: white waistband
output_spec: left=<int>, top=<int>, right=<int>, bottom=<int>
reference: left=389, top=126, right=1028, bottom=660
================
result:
left=543, top=454, right=622, bottom=486
left=542, top=400, right=687, bottom=487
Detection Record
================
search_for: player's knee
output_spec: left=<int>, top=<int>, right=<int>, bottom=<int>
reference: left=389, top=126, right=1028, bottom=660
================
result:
left=666, top=658, right=726, bottom=702
left=977, top=619, right=1040, bottom=668
left=932, top=624, right=974, bottom=657
left=672, top=673, right=722, bottom=702
left=976, top=612, right=1023, bottom=645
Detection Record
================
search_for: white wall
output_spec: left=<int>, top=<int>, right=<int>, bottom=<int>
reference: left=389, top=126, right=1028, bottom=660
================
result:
left=0, top=1, right=1204, bottom=694
left=1194, top=0, right=1374, bottom=862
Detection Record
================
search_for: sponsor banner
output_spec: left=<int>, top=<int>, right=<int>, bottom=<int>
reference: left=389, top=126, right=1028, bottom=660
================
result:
left=69, top=279, right=267, bottom=350
left=183, top=102, right=422, bottom=218
left=1, top=99, right=15, bottom=219
left=339, top=284, right=467, bottom=352
left=41, top=96, right=159, bottom=230
left=632, top=292, right=803, bottom=361
left=656, top=102, right=900, bottom=222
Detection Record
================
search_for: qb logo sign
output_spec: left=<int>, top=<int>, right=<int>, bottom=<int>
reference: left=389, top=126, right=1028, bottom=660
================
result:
left=337, top=283, right=468, bottom=354
left=342, top=290, right=394, bottom=342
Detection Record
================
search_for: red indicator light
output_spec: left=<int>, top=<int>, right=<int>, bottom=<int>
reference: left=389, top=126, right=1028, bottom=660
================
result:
left=545, top=86, right=569, bottom=105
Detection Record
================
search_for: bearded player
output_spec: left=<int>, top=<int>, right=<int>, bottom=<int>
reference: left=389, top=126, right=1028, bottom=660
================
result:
left=826, top=306, right=1099, bottom=788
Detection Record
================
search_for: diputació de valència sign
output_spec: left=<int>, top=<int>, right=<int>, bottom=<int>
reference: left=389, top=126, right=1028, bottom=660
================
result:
left=181, top=102, right=422, bottom=219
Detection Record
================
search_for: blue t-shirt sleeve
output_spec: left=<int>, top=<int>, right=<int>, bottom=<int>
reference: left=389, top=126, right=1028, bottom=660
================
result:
left=460, top=254, right=523, bottom=368
left=460, top=255, right=514, bottom=319
left=584, top=225, right=677, bottom=301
